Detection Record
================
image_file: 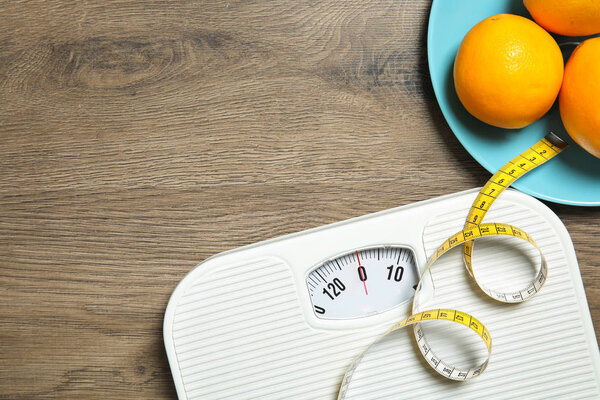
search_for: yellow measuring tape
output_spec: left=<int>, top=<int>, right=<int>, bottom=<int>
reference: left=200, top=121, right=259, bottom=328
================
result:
left=338, top=132, right=568, bottom=398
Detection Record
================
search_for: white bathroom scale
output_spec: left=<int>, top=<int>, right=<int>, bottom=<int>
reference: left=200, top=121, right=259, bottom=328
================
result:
left=164, top=188, right=600, bottom=399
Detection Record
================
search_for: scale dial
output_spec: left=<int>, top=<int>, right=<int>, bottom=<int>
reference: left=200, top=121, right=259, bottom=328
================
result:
left=307, top=246, right=419, bottom=319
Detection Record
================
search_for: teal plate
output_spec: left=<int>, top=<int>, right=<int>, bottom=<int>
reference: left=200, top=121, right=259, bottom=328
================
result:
left=428, top=0, right=600, bottom=206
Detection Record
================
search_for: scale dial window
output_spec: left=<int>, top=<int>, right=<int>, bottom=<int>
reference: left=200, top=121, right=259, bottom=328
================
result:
left=307, top=246, right=419, bottom=319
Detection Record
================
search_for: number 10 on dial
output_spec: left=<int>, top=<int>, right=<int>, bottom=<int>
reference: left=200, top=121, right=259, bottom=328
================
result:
left=306, top=246, right=419, bottom=319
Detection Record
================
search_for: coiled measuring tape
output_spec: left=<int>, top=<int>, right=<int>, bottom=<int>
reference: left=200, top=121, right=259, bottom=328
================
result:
left=337, top=132, right=568, bottom=398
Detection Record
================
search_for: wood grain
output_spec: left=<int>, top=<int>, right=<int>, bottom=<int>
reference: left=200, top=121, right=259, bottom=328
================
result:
left=1, top=1, right=598, bottom=398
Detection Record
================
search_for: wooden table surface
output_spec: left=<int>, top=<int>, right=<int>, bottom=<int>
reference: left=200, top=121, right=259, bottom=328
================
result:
left=1, top=1, right=598, bottom=398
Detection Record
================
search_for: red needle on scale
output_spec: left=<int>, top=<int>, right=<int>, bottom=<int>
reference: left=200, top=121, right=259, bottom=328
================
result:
left=356, top=251, right=368, bottom=295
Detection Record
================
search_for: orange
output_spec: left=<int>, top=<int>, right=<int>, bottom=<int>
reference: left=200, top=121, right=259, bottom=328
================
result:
left=454, top=14, right=564, bottom=129
left=524, top=0, right=600, bottom=37
left=559, top=37, right=600, bottom=159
